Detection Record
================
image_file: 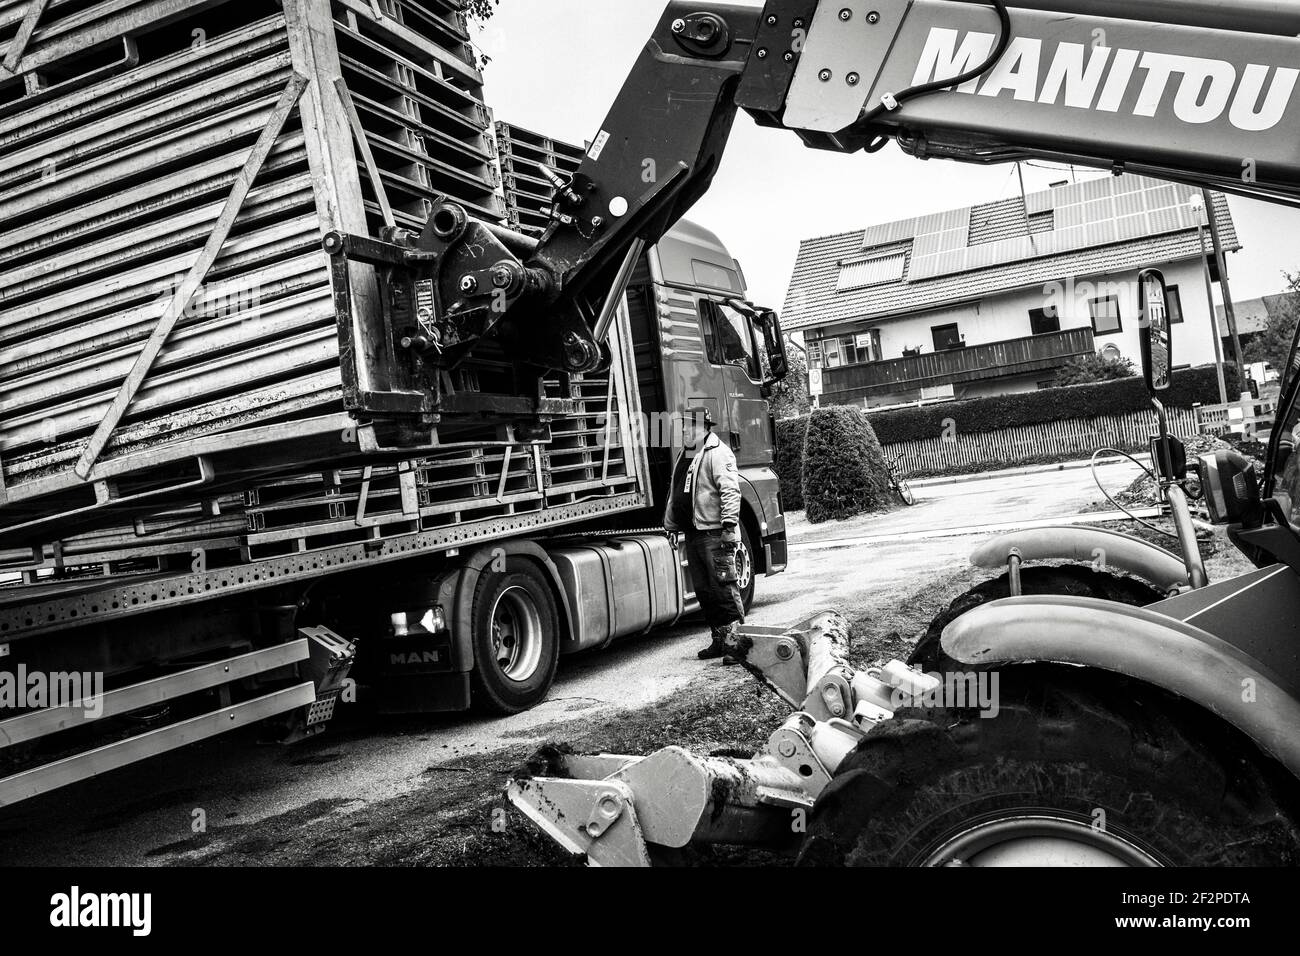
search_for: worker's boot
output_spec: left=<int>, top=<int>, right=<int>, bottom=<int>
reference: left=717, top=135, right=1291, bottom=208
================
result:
left=697, top=626, right=731, bottom=660
left=721, top=622, right=751, bottom=666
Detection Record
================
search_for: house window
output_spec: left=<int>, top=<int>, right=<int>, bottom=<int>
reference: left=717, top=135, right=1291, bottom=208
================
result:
left=1029, top=306, right=1060, bottom=335
left=1168, top=285, right=1184, bottom=324
left=837, top=252, right=906, bottom=291
left=932, top=323, right=963, bottom=351
left=823, top=337, right=845, bottom=368
left=808, top=331, right=881, bottom=368
left=850, top=330, right=882, bottom=364
left=1090, top=295, right=1122, bottom=335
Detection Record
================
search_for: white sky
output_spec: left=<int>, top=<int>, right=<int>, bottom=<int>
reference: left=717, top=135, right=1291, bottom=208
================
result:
left=475, top=0, right=1297, bottom=315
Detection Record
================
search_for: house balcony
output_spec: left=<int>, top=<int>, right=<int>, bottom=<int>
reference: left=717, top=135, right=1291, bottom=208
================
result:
left=823, top=327, right=1096, bottom=400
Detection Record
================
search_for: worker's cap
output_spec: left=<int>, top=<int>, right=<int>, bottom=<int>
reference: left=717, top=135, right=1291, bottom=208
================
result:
left=678, top=406, right=716, bottom=428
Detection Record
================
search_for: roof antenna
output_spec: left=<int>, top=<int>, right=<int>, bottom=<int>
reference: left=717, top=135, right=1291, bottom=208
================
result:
left=1016, top=161, right=1038, bottom=253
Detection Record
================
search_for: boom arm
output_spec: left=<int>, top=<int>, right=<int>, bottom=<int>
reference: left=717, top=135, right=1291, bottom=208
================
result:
left=329, top=0, right=1300, bottom=430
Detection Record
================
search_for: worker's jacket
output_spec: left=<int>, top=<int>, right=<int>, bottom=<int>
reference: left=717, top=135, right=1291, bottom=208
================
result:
left=664, top=431, right=742, bottom=533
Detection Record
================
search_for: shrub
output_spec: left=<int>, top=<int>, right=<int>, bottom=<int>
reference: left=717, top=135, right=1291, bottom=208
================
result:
left=801, top=406, right=895, bottom=523
left=867, top=363, right=1226, bottom=445
left=1054, top=353, right=1137, bottom=386
left=774, top=416, right=808, bottom=511
left=767, top=347, right=812, bottom=420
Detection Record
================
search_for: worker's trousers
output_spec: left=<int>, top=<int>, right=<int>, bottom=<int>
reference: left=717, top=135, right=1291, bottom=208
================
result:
left=684, top=530, right=745, bottom=629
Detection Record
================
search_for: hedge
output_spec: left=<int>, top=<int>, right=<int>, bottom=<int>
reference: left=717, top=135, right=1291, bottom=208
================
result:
left=774, top=416, right=808, bottom=511
left=866, top=364, right=1236, bottom=445
left=802, top=406, right=895, bottom=523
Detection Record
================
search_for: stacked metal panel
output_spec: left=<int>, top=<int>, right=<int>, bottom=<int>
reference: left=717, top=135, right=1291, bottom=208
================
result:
left=495, top=120, right=585, bottom=236
left=0, top=0, right=647, bottom=595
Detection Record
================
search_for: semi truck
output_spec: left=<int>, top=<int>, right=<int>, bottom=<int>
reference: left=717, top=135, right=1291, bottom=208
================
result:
left=0, top=0, right=788, bottom=807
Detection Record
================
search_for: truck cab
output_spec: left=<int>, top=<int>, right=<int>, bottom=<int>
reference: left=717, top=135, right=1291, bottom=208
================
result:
left=624, top=221, right=789, bottom=603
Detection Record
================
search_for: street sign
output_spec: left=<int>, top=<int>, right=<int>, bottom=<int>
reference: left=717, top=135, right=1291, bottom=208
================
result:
left=808, top=368, right=823, bottom=397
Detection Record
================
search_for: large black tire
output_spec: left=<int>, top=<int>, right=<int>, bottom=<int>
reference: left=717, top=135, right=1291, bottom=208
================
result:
left=911, top=565, right=1166, bottom=672
left=736, top=523, right=757, bottom=614
left=469, top=560, right=560, bottom=714
left=798, top=671, right=1300, bottom=867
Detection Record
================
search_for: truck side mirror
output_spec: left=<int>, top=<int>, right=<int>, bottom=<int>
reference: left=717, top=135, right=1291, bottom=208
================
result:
left=760, top=309, right=789, bottom=386
left=1138, top=268, right=1173, bottom=394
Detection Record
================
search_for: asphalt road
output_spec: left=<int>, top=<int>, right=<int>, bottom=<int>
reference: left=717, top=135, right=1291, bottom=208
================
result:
left=0, top=458, right=1146, bottom=865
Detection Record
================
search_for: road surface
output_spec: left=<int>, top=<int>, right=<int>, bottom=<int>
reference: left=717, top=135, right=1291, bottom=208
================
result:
left=0, top=459, right=1145, bottom=864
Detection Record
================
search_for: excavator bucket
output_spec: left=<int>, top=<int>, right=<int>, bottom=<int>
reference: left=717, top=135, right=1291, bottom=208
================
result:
left=506, top=612, right=941, bottom=866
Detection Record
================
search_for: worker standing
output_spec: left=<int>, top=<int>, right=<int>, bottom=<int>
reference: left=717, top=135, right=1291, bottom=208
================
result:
left=664, top=407, right=746, bottom=660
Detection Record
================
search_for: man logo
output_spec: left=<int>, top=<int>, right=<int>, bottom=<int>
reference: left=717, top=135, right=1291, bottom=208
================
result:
left=390, top=651, right=441, bottom=666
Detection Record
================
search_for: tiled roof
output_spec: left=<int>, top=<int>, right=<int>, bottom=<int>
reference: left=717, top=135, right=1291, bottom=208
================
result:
left=1216, top=291, right=1300, bottom=337
left=783, top=177, right=1240, bottom=332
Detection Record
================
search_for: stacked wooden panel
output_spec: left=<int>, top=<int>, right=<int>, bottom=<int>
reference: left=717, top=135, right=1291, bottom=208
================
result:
left=495, top=120, right=585, bottom=236
left=0, top=0, right=648, bottom=593
left=237, top=364, right=639, bottom=563
left=0, top=4, right=334, bottom=502
left=333, top=0, right=502, bottom=235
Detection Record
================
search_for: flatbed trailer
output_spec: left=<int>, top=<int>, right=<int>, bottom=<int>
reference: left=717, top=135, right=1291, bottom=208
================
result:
left=0, top=0, right=787, bottom=808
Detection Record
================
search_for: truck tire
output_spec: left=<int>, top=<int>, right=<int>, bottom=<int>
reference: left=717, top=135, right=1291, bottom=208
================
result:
left=736, top=523, right=756, bottom=613
left=911, top=565, right=1165, bottom=672
left=470, top=561, right=560, bottom=714
left=797, top=672, right=1300, bottom=867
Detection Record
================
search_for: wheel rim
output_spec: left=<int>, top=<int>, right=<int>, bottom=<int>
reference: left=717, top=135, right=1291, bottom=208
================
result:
left=922, top=814, right=1163, bottom=867
left=734, top=537, right=753, bottom=593
left=489, top=586, right=544, bottom=682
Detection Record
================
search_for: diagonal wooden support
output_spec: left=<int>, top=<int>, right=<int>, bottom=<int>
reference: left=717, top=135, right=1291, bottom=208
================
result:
left=74, top=73, right=310, bottom=480
left=1, top=0, right=50, bottom=75
left=333, top=76, right=396, bottom=231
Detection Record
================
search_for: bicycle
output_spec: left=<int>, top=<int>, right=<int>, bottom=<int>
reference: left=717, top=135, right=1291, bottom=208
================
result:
left=886, top=453, right=917, bottom=506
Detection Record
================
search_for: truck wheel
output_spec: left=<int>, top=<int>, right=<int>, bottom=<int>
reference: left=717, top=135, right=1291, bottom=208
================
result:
left=736, top=524, right=756, bottom=613
left=470, top=561, right=560, bottom=714
left=911, top=565, right=1165, bottom=672
left=797, top=673, right=1300, bottom=867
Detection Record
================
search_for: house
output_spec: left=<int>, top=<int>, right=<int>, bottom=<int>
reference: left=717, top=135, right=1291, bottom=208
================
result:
left=782, top=175, right=1240, bottom=408
left=1216, top=292, right=1300, bottom=341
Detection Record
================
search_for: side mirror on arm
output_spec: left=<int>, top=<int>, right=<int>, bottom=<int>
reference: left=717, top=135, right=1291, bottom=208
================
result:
left=1138, top=268, right=1174, bottom=395
left=759, top=309, right=788, bottom=386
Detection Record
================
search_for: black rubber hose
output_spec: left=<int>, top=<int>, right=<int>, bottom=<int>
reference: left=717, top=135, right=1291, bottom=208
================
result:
left=857, top=0, right=1012, bottom=127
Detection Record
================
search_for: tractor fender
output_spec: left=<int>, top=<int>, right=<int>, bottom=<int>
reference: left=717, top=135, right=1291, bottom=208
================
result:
left=970, top=526, right=1188, bottom=592
left=942, top=595, right=1300, bottom=778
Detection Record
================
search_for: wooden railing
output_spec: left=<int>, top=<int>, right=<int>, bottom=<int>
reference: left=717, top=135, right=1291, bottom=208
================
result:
left=824, top=327, right=1096, bottom=398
